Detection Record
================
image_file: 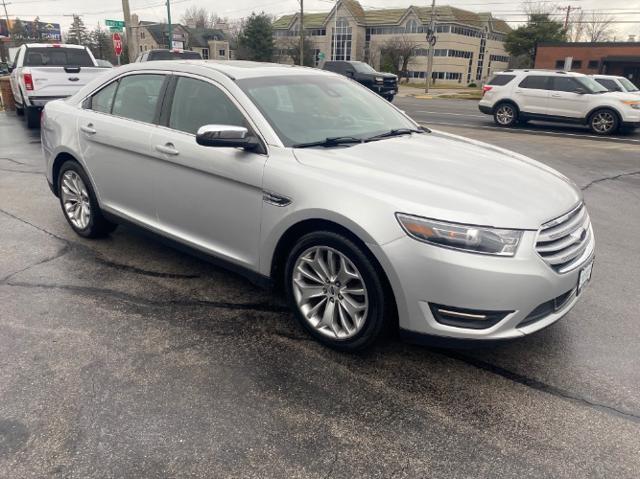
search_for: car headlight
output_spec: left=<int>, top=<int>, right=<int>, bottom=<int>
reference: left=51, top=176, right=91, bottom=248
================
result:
left=621, top=100, right=640, bottom=110
left=375, top=76, right=384, bottom=83
left=396, top=213, right=523, bottom=256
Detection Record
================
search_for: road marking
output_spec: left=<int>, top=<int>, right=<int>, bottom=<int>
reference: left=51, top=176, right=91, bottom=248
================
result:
left=415, top=110, right=486, bottom=118
left=420, top=121, right=640, bottom=143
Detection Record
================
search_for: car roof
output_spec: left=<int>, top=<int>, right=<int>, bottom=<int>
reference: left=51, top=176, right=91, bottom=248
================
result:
left=24, top=43, right=86, bottom=49
left=119, top=60, right=333, bottom=80
left=590, top=74, right=623, bottom=80
left=498, top=69, right=586, bottom=77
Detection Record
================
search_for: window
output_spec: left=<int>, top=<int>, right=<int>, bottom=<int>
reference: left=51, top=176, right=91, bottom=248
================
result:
left=90, top=81, right=119, bottom=113
left=588, top=60, right=599, bottom=69
left=551, top=77, right=581, bottom=92
left=594, top=78, right=621, bottom=92
left=572, top=60, right=582, bottom=69
left=112, top=74, right=165, bottom=123
left=202, top=48, right=209, bottom=59
left=332, top=17, right=352, bottom=60
left=406, top=20, right=422, bottom=34
left=487, top=74, right=516, bottom=86
left=219, top=49, right=225, bottom=57
left=24, top=47, right=93, bottom=67
left=518, top=75, right=550, bottom=89
left=169, top=77, right=246, bottom=135
left=555, top=60, right=565, bottom=69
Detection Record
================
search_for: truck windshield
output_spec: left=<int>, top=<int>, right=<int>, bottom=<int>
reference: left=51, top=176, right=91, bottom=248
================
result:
left=148, top=50, right=202, bottom=60
left=238, top=74, right=417, bottom=147
left=24, top=47, right=94, bottom=67
left=352, top=62, right=377, bottom=74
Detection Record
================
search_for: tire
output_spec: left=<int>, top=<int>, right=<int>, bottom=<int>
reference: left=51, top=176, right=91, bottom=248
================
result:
left=57, top=160, right=118, bottom=238
left=588, top=108, right=619, bottom=135
left=385, top=95, right=395, bottom=102
left=16, top=105, right=24, bottom=117
left=25, top=106, right=40, bottom=129
left=493, top=102, right=518, bottom=127
left=284, top=231, right=393, bottom=352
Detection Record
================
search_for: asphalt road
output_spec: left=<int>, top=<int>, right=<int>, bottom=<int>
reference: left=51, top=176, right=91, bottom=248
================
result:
left=1, top=105, right=640, bottom=478
left=395, top=96, right=640, bottom=144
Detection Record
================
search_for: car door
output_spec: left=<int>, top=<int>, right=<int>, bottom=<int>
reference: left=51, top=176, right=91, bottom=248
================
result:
left=513, top=75, right=551, bottom=115
left=76, top=72, right=168, bottom=225
left=547, top=76, right=590, bottom=119
left=149, top=74, right=268, bottom=270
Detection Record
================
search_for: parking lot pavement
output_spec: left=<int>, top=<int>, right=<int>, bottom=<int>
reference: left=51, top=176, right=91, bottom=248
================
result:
left=1, top=106, right=640, bottom=478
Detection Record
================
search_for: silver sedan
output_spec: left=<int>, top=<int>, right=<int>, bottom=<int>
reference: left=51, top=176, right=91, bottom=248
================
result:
left=41, top=61, right=595, bottom=351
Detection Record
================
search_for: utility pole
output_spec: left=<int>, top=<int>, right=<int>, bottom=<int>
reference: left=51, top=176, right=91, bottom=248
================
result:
left=558, top=5, right=580, bottom=29
left=299, top=0, right=304, bottom=66
left=166, top=0, right=172, bottom=49
left=333, top=0, right=338, bottom=60
left=121, top=0, right=134, bottom=63
left=1, top=0, right=10, bottom=63
left=424, top=0, right=436, bottom=93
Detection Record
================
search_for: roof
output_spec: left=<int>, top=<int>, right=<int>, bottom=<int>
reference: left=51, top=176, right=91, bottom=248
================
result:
left=140, top=22, right=189, bottom=45
left=538, top=42, right=640, bottom=47
left=186, top=27, right=226, bottom=47
left=273, top=1, right=510, bottom=33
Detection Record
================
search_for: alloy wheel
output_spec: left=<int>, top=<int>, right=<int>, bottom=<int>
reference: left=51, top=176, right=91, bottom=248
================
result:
left=495, top=105, right=515, bottom=125
left=292, top=246, right=369, bottom=340
left=60, top=170, right=91, bottom=230
left=591, top=112, right=615, bottom=133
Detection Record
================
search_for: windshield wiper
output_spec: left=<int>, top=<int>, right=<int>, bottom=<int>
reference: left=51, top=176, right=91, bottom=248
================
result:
left=364, top=127, right=425, bottom=142
left=292, top=136, right=363, bottom=148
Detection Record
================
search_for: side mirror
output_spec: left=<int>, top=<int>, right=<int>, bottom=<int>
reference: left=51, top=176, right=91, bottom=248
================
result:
left=196, top=124, right=260, bottom=150
left=346, top=70, right=354, bottom=77
left=7, top=65, right=14, bottom=73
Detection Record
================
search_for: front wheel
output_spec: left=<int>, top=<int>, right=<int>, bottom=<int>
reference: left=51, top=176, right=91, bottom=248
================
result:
left=493, top=103, right=518, bottom=127
left=589, top=109, right=619, bottom=135
left=385, top=94, right=395, bottom=102
left=285, top=231, right=393, bottom=351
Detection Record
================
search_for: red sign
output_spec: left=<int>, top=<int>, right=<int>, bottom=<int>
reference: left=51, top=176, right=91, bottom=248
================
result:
left=112, top=32, right=123, bottom=56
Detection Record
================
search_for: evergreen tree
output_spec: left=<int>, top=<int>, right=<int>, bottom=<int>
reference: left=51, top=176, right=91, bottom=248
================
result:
left=504, top=14, right=566, bottom=68
left=67, top=14, right=89, bottom=45
left=237, top=12, right=274, bottom=62
left=89, top=27, right=112, bottom=61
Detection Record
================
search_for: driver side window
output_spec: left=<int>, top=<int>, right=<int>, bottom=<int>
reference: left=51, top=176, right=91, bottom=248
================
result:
left=168, top=77, right=247, bottom=135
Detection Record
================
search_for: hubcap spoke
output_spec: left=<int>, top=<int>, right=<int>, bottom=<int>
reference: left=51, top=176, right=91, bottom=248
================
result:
left=292, top=246, right=369, bottom=340
left=61, top=171, right=91, bottom=230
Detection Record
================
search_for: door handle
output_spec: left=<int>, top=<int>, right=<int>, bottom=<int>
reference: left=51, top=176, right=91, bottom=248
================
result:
left=155, top=143, right=179, bottom=156
left=80, top=123, right=96, bottom=135
left=551, top=93, right=562, bottom=98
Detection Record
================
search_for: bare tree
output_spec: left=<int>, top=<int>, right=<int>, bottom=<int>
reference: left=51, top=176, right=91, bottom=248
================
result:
left=565, top=9, right=586, bottom=42
left=181, top=6, right=221, bottom=28
left=522, top=1, right=557, bottom=15
left=585, top=12, right=615, bottom=42
left=379, top=35, right=421, bottom=81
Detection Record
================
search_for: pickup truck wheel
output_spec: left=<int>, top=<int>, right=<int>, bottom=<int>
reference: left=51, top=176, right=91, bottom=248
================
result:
left=493, top=103, right=518, bottom=127
left=385, top=94, right=395, bottom=102
left=25, top=107, right=40, bottom=129
left=58, top=161, right=118, bottom=238
left=588, top=109, right=619, bottom=135
left=16, top=106, right=24, bottom=117
left=285, top=231, right=393, bottom=352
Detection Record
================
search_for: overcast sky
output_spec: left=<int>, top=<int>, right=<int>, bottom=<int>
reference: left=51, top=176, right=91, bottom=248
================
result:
left=6, top=0, right=640, bottom=39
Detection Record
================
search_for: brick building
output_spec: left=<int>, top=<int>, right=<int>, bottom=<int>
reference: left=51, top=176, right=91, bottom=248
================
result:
left=535, top=42, right=640, bottom=87
left=272, top=0, right=511, bottom=84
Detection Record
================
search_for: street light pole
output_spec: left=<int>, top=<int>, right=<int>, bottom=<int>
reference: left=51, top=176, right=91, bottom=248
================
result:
left=299, top=0, right=304, bottom=66
left=425, top=0, right=436, bottom=93
left=121, top=0, right=134, bottom=63
left=166, top=0, right=172, bottom=48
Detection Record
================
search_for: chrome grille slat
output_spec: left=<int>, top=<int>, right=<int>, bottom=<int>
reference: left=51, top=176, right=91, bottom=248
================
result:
left=535, top=203, right=594, bottom=274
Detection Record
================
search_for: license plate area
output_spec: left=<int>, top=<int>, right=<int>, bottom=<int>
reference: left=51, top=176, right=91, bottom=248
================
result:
left=577, top=260, right=594, bottom=296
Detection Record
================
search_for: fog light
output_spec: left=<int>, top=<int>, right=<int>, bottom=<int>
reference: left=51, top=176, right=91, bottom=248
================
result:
left=429, top=303, right=512, bottom=330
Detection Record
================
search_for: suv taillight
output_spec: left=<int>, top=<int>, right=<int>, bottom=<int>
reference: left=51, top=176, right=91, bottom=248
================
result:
left=23, top=73, right=34, bottom=91
left=482, top=85, right=492, bottom=96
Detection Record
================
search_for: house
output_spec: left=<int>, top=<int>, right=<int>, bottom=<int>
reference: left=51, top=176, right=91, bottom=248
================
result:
left=272, top=0, right=511, bottom=84
left=187, top=28, right=229, bottom=60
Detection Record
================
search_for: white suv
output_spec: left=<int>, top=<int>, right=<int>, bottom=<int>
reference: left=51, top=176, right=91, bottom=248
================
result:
left=479, top=70, right=640, bottom=135
left=590, top=74, right=640, bottom=96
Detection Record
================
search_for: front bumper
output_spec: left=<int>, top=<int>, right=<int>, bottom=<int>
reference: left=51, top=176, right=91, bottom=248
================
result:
left=373, top=230, right=594, bottom=341
left=372, top=84, right=397, bottom=96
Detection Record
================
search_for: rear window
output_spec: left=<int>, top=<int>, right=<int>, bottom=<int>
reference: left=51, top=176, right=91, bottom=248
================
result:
left=147, top=50, right=202, bottom=61
left=518, top=75, right=550, bottom=90
left=594, top=78, right=621, bottom=92
left=24, top=47, right=93, bottom=67
left=487, top=74, right=516, bottom=86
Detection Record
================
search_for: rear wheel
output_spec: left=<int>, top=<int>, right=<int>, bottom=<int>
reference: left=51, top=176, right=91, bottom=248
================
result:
left=493, top=102, right=518, bottom=127
left=285, top=231, right=392, bottom=351
left=16, top=105, right=24, bottom=116
left=588, top=109, right=619, bottom=135
left=57, top=161, right=117, bottom=238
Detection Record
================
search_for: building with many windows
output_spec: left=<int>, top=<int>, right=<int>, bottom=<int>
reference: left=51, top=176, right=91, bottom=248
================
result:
left=272, top=0, right=511, bottom=84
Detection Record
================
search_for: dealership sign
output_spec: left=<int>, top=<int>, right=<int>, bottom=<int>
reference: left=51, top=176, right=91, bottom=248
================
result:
left=0, top=19, right=62, bottom=41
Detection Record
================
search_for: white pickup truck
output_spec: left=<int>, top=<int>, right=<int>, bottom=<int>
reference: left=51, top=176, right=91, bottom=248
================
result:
left=9, top=43, right=107, bottom=128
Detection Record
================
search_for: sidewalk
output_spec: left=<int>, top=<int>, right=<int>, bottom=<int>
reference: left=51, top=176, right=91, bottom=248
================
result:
left=398, top=84, right=482, bottom=100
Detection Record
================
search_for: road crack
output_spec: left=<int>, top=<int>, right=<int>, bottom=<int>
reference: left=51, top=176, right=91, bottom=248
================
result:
left=581, top=170, right=640, bottom=191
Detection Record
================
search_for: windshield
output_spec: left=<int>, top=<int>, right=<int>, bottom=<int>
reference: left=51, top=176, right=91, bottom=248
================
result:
left=237, top=75, right=416, bottom=147
left=352, top=62, right=377, bottom=74
left=24, top=47, right=93, bottom=67
left=619, top=77, right=639, bottom=92
left=148, top=50, right=202, bottom=60
left=576, top=77, right=609, bottom=93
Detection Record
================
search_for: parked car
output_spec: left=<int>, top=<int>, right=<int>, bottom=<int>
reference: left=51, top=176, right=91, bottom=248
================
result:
left=134, top=49, right=202, bottom=62
left=590, top=74, right=639, bottom=96
left=95, top=59, right=114, bottom=68
left=8, top=43, right=106, bottom=128
left=323, top=61, right=398, bottom=101
left=479, top=70, right=640, bottom=135
left=42, top=61, right=594, bottom=351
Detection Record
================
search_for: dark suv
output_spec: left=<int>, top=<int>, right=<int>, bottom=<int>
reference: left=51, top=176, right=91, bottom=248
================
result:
left=135, top=49, right=202, bottom=62
left=323, top=61, right=398, bottom=101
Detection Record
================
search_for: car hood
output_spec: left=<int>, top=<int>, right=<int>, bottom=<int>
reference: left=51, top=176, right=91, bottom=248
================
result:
left=601, top=91, right=640, bottom=101
left=293, top=130, right=582, bottom=230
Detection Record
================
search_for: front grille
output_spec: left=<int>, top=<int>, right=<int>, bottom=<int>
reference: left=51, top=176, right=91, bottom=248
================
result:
left=535, top=203, right=594, bottom=273
left=383, top=78, right=397, bottom=86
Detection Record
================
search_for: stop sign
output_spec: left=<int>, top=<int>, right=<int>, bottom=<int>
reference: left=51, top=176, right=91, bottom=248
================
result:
left=112, top=32, right=123, bottom=56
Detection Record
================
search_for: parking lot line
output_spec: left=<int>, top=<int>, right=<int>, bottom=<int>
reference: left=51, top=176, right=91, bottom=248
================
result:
left=415, top=110, right=486, bottom=118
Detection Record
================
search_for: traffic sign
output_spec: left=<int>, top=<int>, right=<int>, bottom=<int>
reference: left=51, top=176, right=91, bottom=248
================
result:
left=109, top=26, right=123, bottom=32
left=112, top=32, right=123, bottom=57
left=105, top=19, right=125, bottom=28
left=318, top=52, right=325, bottom=61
